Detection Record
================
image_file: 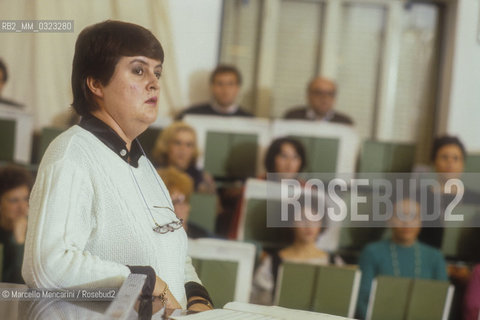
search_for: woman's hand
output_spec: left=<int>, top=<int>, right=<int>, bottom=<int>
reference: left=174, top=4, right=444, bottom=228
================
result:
left=187, top=296, right=213, bottom=312
left=154, top=276, right=181, bottom=309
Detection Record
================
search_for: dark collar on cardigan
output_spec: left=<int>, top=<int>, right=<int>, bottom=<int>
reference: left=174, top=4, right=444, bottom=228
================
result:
left=79, top=114, right=143, bottom=168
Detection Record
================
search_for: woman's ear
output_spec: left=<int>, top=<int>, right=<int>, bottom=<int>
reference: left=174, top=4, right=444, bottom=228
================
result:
left=86, top=76, right=104, bottom=99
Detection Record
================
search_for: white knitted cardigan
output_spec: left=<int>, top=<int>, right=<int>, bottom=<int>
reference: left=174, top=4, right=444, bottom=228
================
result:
left=22, top=125, right=201, bottom=308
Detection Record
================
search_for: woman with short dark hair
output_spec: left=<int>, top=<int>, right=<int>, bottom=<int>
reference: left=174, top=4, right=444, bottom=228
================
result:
left=0, top=165, right=32, bottom=283
left=22, top=20, right=212, bottom=312
left=263, top=137, right=306, bottom=177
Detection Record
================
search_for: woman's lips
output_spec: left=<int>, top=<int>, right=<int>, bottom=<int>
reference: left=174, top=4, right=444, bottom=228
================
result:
left=145, top=96, right=158, bottom=104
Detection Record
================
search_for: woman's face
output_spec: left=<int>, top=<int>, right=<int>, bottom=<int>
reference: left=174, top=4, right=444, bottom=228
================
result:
left=391, top=199, right=421, bottom=245
left=168, top=130, right=196, bottom=170
left=434, top=144, right=464, bottom=180
left=274, top=143, right=302, bottom=175
left=95, top=56, right=162, bottom=140
left=0, top=185, right=29, bottom=228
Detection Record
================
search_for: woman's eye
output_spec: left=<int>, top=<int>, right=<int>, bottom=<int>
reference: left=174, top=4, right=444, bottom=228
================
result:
left=155, top=72, right=161, bottom=79
left=133, top=67, right=144, bottom=75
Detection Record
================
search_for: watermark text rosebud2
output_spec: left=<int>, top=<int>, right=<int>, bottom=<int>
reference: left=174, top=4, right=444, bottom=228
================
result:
left=265, top=172, right=479, bottom=228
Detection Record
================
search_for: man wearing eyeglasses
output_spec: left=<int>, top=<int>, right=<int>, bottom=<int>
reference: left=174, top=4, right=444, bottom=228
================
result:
left=284, top=77, right=353, bottom=125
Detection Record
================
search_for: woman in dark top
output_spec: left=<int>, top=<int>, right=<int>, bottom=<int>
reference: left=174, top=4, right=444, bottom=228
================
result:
left=418, top=135, right=480, bottom=249
left=0, top=165, right=32, bottom=283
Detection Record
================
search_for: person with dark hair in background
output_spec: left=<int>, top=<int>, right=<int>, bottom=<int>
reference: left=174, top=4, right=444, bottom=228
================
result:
left=263, top=137, right=306, bottom=180
left=176, top=64, right=253, bottom=119
left=22, top=20, right=212, bottom=312
left=225, top=137, right=307, bottom=239
left=0, top=58, right=23, bottom=107
left=284, top=77, right=353, bottom=125
left=0, top=165, right=32, bottom=283
left=418, top=135, right=479, bottom=249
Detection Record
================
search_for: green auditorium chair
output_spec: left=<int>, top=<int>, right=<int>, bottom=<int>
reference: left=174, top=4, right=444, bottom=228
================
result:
left=405, top=278, right=454, bottom=320
left=0, top=119, right=16, bottom=162
left=182, top=115, right=271, bottom=184
left=465, top=154, right=480, bottom=172
left=275, top=262, right=318, bottom=311
left=311, top=265, right=361, bottom=318
left=441, top=204, right=480, bottom=261
left=235, top=179, right=290, bottom=249
left=36, top=127, right=64, bottom=163
left=366, top=276, right=412, bottom=320
left=275, top=262, right=361, bottom=318
left=290, top=135, right=339, bottom=173
left=192, top=257, right=238, bottom=308
left=358, top=140, right=416, bottom=176
left=367, top=276, right=454, bottom=320
left=463, top=154, right=480, bottom=194
left=240, top=197, right=290, bottom=250
left=204, top=131, right=258, bottom=180
left=188, top=238, right=256, bottom=307
left=188, top=192, right=217, bottom=234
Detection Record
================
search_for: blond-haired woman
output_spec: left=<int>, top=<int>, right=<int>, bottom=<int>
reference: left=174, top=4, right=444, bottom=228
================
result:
left=153, top=121, right=215, bottom=193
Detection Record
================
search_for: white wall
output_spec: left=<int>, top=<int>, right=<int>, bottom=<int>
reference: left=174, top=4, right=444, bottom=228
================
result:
left=167, top=0, right=223, bottom=109
left=444, top=0, right=480, bottom=152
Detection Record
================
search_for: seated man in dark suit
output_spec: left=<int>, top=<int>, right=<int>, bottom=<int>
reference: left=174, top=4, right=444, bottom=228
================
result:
left=284, top=77, right=353, bottom=125
left=0, top=58, right=23, bottom=108
left=176, top=64, right=253, bottom=119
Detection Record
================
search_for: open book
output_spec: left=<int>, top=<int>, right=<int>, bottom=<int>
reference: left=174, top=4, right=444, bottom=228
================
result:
left=171, top=302, right=352, bottom=320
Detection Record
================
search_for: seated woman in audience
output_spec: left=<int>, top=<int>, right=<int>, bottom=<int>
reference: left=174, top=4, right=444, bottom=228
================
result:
left=152, top=121, right=216, bottom=193
left=251, top=207, right=342, bottom=305
left=356, top=197, right=448, bottom=319
left=262, top=137, right=306, bottom=181
left=0, top=165, right=32, bottom=283
left=229, top=136, right=341, bottom=251
left=226, top=137, right=306, bottom=239
left=464, top=264, right=480, bottom=320
left=418, top=135, right=480, bottom=249
left=158, top=166, right=212, bottom=239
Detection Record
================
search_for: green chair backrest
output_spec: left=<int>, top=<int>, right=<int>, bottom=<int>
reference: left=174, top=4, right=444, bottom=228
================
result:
left=368, top=276, right=412, bottom=320
left=276, top=262, right=361, bottom=318
left=290, top=135, right=339, bottom=173
left=0, top=119, right=16, bottom=162
left=441, top=205, right=480, bottom=261
left=276, top=262, right=317, bottom=310
left=368, top=276, right=453, bottom=320
left=465, top=154, right=480, bottom=172
left=312, top=265, right=361, bottom=317
left=463, top=154, right=480, bottom=194
left=191, top=257, right=238, bottom=308
left=204, top=131, right=258, bottom=179
left=242, top=198, right=290, bottom=249
left=188, top=193, right=217, bottom=234
left=405, top=279, right=453, bottom=320
left=338, top=190, right=386, bottom=252
left=358, top=140, right=415, bottom=174
left=137, top=127, right=162, bottom=159
left=38, top=127, right=64, bottom=163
